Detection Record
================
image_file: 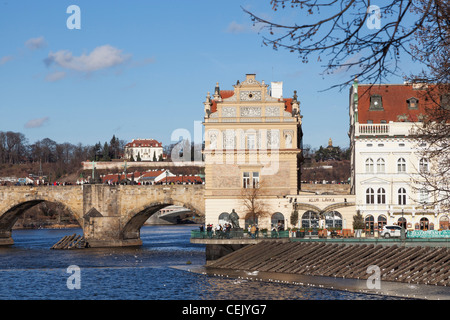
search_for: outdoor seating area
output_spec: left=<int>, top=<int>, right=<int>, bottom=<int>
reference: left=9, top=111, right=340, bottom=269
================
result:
left=191, top=229, right=290, bottom=240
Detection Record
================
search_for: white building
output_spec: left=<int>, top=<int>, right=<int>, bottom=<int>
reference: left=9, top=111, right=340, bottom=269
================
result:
left=124, top=139, right=163, bottom=161
left=349, top=81, right=449, bottom=234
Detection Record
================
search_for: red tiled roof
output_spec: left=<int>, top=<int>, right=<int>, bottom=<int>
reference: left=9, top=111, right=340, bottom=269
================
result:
left=211, top=90, right=235, bottom=113
left=357, top=84, right=439, bottom=123
left=125, top=139, right=162, bottom=148
left=164, top=176, right=203, bottom=184
left=139, top=170, right=166, bottom=178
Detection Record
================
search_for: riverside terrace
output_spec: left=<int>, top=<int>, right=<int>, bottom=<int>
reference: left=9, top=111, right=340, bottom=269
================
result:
left=190, top=228, right=450, bottom=265
left=191, top=230, right=450, bottom=291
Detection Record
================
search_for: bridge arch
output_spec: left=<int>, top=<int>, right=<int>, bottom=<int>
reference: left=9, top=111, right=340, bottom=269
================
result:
left=121, top=199, right=205, bottom=242
left=0, top=199, right=83, bottom=241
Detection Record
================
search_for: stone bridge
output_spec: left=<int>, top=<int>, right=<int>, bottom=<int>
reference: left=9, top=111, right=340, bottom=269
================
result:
left=0, top=185, right=204, bottom=247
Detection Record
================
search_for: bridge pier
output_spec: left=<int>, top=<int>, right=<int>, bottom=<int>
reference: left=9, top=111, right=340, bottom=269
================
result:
left=0, top=184, right=205, bottom=248
left=0, top=231, right=13, bottom=246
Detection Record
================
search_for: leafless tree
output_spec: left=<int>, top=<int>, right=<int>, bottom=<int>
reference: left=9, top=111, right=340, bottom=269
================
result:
left=240, top=179, right=271, bottom=225
left=244, top=0, right=448, bottom=90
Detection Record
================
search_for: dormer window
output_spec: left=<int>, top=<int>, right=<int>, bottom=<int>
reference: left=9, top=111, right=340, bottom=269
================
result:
left=441, top=94, right=450, bottom=110
left=407, top=97, right=419, bottom=109
left=369, top=95, right=383, bottom=110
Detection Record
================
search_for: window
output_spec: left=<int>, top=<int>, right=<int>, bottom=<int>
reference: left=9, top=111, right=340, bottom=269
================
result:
left=380, top=120, right=387, bottom=124
left=398, top=188, right=407, bottom=205
left=252, top=172, right=259, bottom=188
left=243, top=172, right=260, bottom=188
left=369, top=95, right=383, bottom=110
left=419, top=158, right=428, bottom=173
left=397, top=158, right=406, bottom=173
left=247, top=134, right=256, bottom=150
left=324, top=211, right=343, bottom=229
left=243, top=172, right=250, bottom=188
left=301, top=211, right=319, bottom=229
left=440, top=94, right=450, bottom=110
left=366, top=188, right=375, bottom=204
left=376, top=158, right=385, bottom=173
left=419, top=188, right=429, bottom=204
left=377, top=188, right=386, bottom=204
left=407, top=97, right=419, bottom=109
left=367, top=120, right=373, bottom=124
left=378, top=215, right=387, bottom=230
left=365, top=158, right=374, bottom=173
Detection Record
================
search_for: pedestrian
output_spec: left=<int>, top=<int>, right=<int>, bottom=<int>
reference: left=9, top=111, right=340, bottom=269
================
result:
left=250, top=225, right=256, bottom=239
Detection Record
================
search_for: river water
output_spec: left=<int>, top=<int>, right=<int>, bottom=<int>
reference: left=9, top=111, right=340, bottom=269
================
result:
left=0, top=225, right=402, bottom=300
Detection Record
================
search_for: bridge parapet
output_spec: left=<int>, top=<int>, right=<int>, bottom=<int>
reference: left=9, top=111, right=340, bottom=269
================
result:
left=0, top=184, right=205, bottom=247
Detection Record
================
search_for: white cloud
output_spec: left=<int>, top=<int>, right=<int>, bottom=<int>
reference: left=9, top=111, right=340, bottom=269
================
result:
left=225, top=21, right=263, bottom=34
left=0, top=56, right=14, bottom=65
left=226, top=21, right=247, bottom=34
left=45, top=71, right=66, bottom=82
left=44, top=45, right=131, bottom=73
left=25, top=117, right=49, bottom=129
left=25, top=36, right=47, bottom=50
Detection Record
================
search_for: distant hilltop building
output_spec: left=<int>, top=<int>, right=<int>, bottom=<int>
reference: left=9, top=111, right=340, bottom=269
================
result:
left=124, top=139, right=163, bottom=161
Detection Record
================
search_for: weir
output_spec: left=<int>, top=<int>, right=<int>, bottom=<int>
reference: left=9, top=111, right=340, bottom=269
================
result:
left=207, top=241, right=450, bottom=287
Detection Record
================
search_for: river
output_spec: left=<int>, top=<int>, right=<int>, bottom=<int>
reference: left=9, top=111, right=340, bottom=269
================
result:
left=0, top=225, right=403, bottom=300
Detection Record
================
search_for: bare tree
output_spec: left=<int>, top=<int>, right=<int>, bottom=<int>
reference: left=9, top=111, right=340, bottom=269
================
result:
left=240, top=179, right=271, bottom=225
left=244, top=0, right=448, bottom=90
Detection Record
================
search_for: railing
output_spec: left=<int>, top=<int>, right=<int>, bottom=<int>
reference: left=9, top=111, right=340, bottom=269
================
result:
left=355, top=122, right=416, bottom=137
left=191, top=230, right=289, bottom=239
left=357, top=123, right=390, bottom=135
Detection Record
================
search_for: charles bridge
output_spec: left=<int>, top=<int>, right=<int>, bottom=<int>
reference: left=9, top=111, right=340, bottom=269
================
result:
left=0, top=184, right=204, bottom=247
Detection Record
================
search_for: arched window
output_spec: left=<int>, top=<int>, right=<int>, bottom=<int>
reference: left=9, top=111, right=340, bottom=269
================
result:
left=398, top=217, right=407, bottom=229
left=376, top=158, right=385, bottom=173
left=365, top=158, right=374, bottom=173
left=271, top=212, right=285, bottom=229
left=324, top=211, right=343, bottom=229
left=397, top=158, right=406, bottom=173
left=419, top=158, right=429, bottom=173
left=366, top=188, right=375, bottom=204
left=378, top=215, right=387, bottom=229
left=439, top=216, right=449, bottom=230
left=218, top=212, right=230, bottom=225
left=398, top=188, right=407, bottom=205
left=377, top=188, right=386, bottom=204
left=419, top=188, right=429, bottom=204
left=420, top=217, right=429, bottom=230
left=301, top=211, right=319, bottom=229
left=365, top=215, right=375, bottom=235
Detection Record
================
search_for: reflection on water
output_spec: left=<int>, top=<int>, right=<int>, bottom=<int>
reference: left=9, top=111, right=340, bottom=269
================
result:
left=0, top=225, right=405, bottom=300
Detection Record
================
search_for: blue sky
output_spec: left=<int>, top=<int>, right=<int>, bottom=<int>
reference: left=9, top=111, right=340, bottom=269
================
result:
left=0, top=1, right=415, bottom=150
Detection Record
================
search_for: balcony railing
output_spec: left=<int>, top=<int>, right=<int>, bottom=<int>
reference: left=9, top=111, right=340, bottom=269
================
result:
left=355, top=122, right=416, bottom=137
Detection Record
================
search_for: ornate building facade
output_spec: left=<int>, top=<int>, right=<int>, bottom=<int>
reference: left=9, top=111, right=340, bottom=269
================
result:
left=202, top=74, right=303, bottom=229
left=349, top=81, right=449, bottom=234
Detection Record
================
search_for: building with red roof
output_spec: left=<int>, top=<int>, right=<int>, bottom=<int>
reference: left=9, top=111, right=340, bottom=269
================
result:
left=349, top=80, right=448, bottom=233
left=124, top=139, right=163, bottom=161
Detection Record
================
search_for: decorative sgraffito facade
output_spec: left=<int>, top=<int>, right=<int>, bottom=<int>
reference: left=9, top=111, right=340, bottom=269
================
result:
left=202, top=74, right=303, bottom=230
